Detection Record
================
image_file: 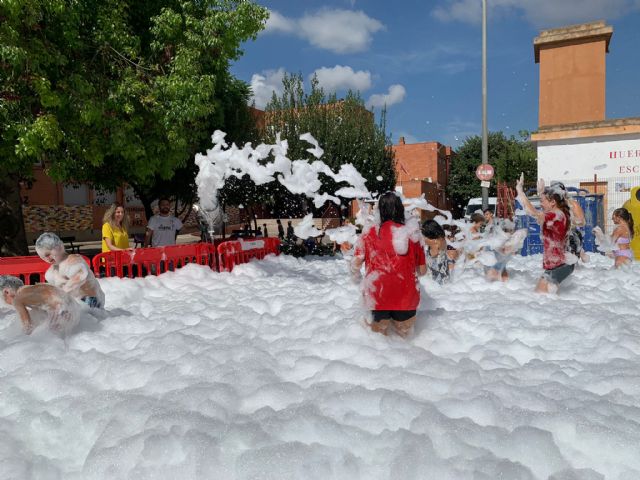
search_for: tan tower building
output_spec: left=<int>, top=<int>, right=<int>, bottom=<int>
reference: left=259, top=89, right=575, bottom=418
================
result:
left=535, top=21, right=611, bottom=127
left=531, top=21, right=640, bottom=232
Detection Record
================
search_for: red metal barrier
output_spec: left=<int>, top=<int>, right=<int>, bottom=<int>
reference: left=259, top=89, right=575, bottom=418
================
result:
left=2, top=239, right=279, bottom=283
left=92, top=243, right=215, bottom=278
left=0, top=255, right=91, bottom=285
left=217, top=237, right=281, bottom=272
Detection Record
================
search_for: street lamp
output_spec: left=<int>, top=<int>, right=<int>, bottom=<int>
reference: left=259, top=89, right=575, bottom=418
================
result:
left=481, top=0, right=489, bottom=210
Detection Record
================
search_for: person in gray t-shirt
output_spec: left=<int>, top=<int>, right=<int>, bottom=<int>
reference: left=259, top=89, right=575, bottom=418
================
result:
left=145, top=198, right=183, bottom=247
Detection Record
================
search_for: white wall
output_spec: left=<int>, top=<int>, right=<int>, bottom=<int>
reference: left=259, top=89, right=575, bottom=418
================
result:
left=537, top=134, right=640, bottom=181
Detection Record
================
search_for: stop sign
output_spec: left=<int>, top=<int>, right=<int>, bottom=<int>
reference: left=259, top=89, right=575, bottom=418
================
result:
left=475, top=164, right=494, bottom=181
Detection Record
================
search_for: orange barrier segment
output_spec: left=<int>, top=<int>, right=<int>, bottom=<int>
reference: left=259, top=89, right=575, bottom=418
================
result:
left=0, top=255, right=91, bottom=285
left=92, top=243, right=214, bottom=278
left=2, top=239, right=280, bottom=282
left=217, top=237, right=281, bottom=272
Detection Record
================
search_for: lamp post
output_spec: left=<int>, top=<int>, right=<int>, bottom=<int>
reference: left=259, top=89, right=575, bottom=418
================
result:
left=481, top=0, right=489, bottom=210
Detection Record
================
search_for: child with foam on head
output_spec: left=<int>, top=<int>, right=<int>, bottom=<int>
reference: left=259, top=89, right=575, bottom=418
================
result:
left=351, top=192, right=427, bottom=338
left=481, top=219, right=528, bottom=282
left=539, top=179, right=589, bottom=264
left=516, top=174, right=574, bottom=293
left=0, top=275, right=80, bottom=335
left=35, top=232, right=105, bottom=309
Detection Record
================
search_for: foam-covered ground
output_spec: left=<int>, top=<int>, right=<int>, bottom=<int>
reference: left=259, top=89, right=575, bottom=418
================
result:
left=1, top=253, right=640, bottom=480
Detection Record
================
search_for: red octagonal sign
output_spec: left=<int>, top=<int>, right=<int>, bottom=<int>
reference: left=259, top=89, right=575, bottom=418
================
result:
left=475, top=164, right=494, bottom=181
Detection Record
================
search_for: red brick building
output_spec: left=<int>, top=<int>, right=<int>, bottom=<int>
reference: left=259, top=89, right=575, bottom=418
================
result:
left=19, top=167, right=152, bottom=243
left=392, top=137, right=455, bottom=214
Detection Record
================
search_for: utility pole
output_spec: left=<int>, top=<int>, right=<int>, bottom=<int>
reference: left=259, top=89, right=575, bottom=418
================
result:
left=481, top=0, right=489, bottom=210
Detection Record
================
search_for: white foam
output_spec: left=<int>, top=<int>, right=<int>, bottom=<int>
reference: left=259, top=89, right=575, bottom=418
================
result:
left=1, top=255, right=639, bottom=479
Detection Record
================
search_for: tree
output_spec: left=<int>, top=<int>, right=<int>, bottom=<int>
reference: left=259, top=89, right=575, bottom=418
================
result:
left=248, top=73, right=395, bottom=219
left=447, top=131, right=536, bottom=215
left=0, top=0, right=268, bottom=255
left=130, top=76, right=260, bottom=221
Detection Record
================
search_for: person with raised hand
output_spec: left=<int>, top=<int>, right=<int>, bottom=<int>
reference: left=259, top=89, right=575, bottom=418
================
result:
left=516, top=174, right=574, bottom=293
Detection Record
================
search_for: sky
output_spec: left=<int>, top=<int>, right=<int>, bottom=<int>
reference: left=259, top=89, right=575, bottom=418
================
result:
left=230, top=0, right=640, bottom=149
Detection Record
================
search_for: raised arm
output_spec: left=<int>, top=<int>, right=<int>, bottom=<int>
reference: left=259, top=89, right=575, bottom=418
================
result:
left=515, top=173, right=544, bottom=224
left=569, top=198, right=585, bottom=227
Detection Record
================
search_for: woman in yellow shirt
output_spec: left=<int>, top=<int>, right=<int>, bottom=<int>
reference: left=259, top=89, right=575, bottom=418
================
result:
left=102, top=203, right=130, bottom=252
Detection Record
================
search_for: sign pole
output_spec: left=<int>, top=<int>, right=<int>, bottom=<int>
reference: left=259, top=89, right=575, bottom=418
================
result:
left=481, top=0, right=489, bottom=210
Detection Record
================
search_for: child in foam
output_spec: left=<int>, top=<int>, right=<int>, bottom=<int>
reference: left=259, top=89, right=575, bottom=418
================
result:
left=469, top=212, right=485, bottom=237
left=610, top=208, right=634, bottom=268
left=0, top=275, right=80, bottom=335
left=351, top=192, right=427, bottom=337
left=421, top=220, right=457, bottom=285
left=35, top=232, right=105, bottom=309
left=516, top=174, right=573, bottom=293
left=482, top=220, right=528, bottom=282
left=539, top=179, right=589, bottom=264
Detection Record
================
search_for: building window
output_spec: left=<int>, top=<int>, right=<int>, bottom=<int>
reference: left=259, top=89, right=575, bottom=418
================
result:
left=124, top=186, right=143, bottom=207
left=63, top=184, right=89, bottom=206
left=93, top=189, right=117, bottom=206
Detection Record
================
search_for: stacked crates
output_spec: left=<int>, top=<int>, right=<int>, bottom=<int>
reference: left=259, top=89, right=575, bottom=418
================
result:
left=515, top=191, right=604, bottom=256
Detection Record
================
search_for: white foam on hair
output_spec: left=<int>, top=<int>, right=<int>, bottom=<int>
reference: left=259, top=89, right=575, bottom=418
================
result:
left=35, top=232, right=64, bottom=251
left=0, top=275, right=24, bottom=293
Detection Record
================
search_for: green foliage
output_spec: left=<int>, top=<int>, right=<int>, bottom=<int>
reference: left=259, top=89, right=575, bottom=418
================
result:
left=243, top=72, right=395, bottom=217
left=447, top=131, right=536, bottom=212
left=0, top=0, right=268, bottom=194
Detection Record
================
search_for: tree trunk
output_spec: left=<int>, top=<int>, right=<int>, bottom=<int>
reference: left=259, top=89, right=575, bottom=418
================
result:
left=132, top=185, right=154, bottom=223
left=0, top=175, right=29, bottom=256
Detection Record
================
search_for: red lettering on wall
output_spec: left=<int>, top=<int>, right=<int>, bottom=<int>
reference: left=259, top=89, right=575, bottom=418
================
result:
left=619, top=165, right=640, bottom=173
left=609, top=150, right=640, bottom=160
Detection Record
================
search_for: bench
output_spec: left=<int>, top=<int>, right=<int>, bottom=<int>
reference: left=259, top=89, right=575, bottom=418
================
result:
left=59, top=236, right=81, bottom=254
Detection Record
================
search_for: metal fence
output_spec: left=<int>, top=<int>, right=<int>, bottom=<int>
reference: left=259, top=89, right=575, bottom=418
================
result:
left=557, top=175, right=640, bottom=234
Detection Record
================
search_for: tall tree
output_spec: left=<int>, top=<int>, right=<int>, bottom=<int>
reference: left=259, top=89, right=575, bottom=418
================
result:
left=0, top=0, right=268, bottom=255
left=249, top=73, right=395, bottom=219
left=447, top=131, right=536, bottom=215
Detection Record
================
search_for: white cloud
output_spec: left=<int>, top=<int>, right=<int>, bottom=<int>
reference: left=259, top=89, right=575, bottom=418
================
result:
left=311, top=65, right=372, bottom=93
left=264, top=9, right=384, bottom=54
left=249, top=68, right=286, bottom=109
left=366, top=84, right=406, bottom=109
left=432, top=0, right=640, bottom=28
left=264, top=10, right=295, bottom=33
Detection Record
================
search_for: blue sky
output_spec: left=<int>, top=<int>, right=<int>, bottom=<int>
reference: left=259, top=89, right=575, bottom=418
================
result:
left=231, top=0, right=640, bottom=149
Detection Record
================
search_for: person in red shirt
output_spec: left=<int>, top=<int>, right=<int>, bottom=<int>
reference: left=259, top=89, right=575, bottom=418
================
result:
left=516, top=175, right=573, bottom=293
left=352, top=192, right=427, bottom=337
